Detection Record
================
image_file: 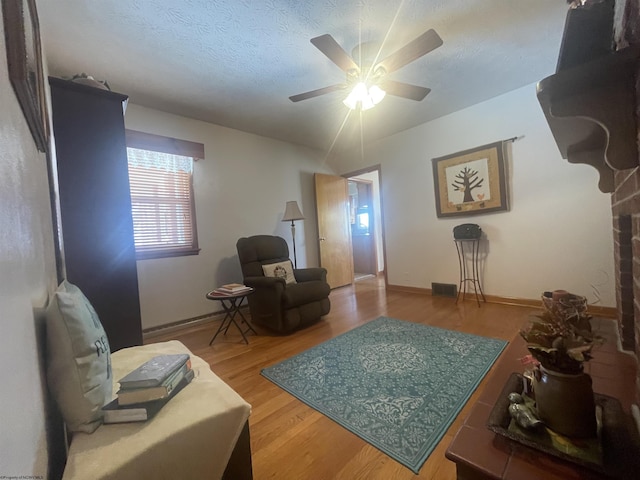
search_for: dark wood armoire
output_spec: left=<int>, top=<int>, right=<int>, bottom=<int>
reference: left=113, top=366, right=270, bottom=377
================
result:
left=49, top=77, right=142, bottom=351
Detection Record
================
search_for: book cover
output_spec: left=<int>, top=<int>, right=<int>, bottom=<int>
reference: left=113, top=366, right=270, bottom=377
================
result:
left=218, top=283, right=250, bottom=293
left=221, top=283, right=245, bottom=290
left=117, top=362, right=191, bottom=405
left=209, top=290, right=233, bottom=296
left=102, top=369, right=195, bottom=424
left=118, top=353, right=189, bottom=389
left=211, top=288, right=252, bottom=297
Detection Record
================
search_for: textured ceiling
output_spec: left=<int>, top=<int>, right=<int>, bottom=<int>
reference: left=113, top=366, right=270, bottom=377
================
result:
left=38, top=0, right=569, bottom=155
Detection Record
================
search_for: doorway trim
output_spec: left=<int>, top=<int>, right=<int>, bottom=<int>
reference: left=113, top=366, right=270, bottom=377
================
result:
left=342, top=164, right=388, bottom=288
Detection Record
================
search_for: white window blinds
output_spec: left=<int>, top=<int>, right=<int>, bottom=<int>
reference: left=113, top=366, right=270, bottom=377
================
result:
left=125, top=130, right=203, bottom=259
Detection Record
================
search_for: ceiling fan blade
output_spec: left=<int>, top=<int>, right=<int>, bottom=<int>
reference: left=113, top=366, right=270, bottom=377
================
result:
left=310, top=34, right=359, bottom=72
left=380, top=80, right=431, bottom=101
left=289, top=84, right=347, bottom=102
left=377, top=29, right=443, bottom=74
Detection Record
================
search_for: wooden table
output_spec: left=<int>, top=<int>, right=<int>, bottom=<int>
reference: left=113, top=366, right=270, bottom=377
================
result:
left=445, top=326, right=640, bottom=479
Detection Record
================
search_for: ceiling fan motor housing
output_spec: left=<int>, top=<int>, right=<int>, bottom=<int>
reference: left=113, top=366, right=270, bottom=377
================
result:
left=346, top=65, right=386, bottom=87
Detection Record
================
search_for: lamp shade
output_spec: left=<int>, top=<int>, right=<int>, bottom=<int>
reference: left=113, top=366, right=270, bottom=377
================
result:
left=282, top=201, right=304, bottom=222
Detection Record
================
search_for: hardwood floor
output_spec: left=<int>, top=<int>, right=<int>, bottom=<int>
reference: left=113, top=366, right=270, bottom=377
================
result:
left=148, top=276, right=537, bottom=479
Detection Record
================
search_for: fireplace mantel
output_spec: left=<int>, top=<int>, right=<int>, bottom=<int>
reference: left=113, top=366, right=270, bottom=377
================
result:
left=537, top=45, right=640, bottom=193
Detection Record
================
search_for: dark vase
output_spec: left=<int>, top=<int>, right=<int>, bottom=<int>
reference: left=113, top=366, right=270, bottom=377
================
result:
left=533, top=366, right=597, bottom=438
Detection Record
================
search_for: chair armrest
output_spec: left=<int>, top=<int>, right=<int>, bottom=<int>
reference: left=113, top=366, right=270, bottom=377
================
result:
left=243, top=275, right=286, bottom=290
left=294, top=267, right=328, bottom=283
left=242, top=276, right=286, bottom=328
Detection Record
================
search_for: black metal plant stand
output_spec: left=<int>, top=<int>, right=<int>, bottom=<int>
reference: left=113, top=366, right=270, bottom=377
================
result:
left=454, top=238, right=486, bottom=306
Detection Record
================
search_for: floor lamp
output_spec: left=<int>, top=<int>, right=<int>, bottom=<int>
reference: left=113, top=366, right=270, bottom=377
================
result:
left=282, top=201, right=304, bottom=268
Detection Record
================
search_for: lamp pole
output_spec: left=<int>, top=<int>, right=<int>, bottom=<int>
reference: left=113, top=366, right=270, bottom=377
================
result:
left=282, top=201, right=305, bottom=268
left=289, top=219, right=298, bottom=268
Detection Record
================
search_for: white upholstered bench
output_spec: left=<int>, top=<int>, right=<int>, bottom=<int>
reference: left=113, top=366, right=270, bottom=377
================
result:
left=61, top=340, right=252, bottom=480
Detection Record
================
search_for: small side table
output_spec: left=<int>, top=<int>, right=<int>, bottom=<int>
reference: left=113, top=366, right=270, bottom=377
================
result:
left=454, top=238, right=486, bottom=306
left=206, top=288, right=256, bottom=344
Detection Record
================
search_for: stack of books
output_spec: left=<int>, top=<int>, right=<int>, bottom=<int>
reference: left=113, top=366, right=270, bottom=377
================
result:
left=212, top=283, right=252, bottom=295
left=102, top=353, right=194, bottom=424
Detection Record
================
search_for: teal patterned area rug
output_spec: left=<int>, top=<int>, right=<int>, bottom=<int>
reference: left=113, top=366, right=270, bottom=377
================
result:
left=261, top=316, right=507, bottom=473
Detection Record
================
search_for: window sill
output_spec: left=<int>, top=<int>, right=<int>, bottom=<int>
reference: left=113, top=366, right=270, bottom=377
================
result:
left=136, top=248, right=201, bottom=261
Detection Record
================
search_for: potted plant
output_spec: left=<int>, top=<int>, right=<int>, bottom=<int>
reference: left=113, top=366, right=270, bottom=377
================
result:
left=520, top=290, right=604, bottom=438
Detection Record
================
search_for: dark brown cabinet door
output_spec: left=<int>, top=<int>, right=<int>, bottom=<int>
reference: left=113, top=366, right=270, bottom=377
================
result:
left=50, top=77, right=142, bottom=351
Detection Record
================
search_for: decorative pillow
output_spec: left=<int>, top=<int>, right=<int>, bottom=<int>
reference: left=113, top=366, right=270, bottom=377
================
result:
left=46, top=280, right=112, bottom=433
left=262, top=260, right=297, bottom=284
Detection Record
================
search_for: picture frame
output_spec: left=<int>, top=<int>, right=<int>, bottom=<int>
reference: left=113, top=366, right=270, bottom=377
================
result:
left=432, top=141, right=509, bottom=218
left=2, top=0, right=48, bottom=152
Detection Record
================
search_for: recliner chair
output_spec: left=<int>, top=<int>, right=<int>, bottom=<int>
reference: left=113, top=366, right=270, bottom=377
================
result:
left=236, top=235, right=331, bottom=333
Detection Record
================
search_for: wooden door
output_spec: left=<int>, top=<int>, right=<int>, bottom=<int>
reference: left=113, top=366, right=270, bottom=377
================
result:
left=352, top=235, right=376, bottom=274
left=314, top=173, right=354, bottom=289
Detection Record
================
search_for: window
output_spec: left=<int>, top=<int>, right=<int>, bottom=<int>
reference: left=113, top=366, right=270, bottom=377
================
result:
left=125, top=130, right=204, bottom=259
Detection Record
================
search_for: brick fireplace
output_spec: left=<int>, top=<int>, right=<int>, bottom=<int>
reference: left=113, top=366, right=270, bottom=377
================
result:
left=613, top=0, right=640, bottom=405
left=612, top=165, right=640, bottom=407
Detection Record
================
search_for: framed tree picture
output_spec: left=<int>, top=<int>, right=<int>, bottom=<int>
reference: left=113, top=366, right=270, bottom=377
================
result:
left=2, top=0, right=48, bottom=152
left=432, top=141, right=509, bottom=218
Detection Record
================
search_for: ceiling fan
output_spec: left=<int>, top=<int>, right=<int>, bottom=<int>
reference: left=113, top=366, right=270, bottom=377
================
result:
left=289, top=29, right=443, bottom=109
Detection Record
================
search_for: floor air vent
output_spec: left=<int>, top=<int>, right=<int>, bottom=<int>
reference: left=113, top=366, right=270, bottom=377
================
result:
left=432, top=283, right=457, bottom=298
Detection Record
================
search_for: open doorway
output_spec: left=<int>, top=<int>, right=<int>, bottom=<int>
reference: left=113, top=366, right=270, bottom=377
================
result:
left=345, top=167, right=385, bottom=283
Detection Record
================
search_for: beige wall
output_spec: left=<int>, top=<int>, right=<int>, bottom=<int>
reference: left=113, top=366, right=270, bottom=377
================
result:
left=332, top=83, right=616, bottom=307
left=0, top=18, right=59, bottom=479
left=124, top=105, right=335, bottom=329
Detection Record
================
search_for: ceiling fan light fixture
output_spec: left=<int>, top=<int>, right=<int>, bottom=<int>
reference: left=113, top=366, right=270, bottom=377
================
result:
left=343, top=82, right=367, bottom=109
left=292, top=31, right=441, bottom=105
left=343, top=82, right=386, bottom=111
left=360, top=95, right=375, bottom=111
left=369, top=85, right=386, bottom=105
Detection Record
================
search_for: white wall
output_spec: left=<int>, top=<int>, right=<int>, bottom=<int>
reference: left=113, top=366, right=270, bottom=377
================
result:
left=0, top=20, right=58, bottom=478
left=333, top=84, right=616, bottom=307
left=124, top=105, right=335, bottom=329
